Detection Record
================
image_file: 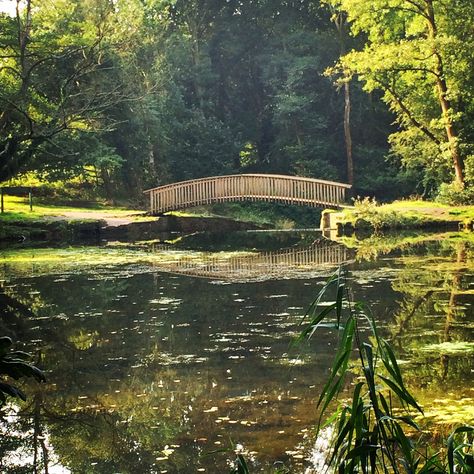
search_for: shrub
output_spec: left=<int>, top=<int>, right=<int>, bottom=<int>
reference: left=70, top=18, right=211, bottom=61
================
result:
left=437, top=182, right=474, bottom=206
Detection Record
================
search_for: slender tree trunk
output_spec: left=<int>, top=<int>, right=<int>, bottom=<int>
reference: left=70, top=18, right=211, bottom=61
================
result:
left=334, top=12, right=354, bottom=186
left=190, top=31, right=205, bottom=111
left=343, top=80, right=353, bottom=185
left=425, top=0, right=464, bottom=186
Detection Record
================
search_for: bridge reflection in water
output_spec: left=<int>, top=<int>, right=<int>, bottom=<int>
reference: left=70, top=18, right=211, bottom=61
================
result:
left=150, top=240, right=351, bottom=282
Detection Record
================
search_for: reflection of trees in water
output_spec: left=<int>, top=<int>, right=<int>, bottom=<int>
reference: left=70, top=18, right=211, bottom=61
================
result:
left=0, top=274, right=267, bottom=472
left=441, top=243, right=467, bottom=380
left=0, top=269, right=327, bottom=472
left=2, top=236, right=472, bottom=470
left=0, top=284, right=36, bottom=339
left=388, top=241, right=473, bottom=389
left=0, top=358, right=212, bottom=472
left=0, top=277, right=199, bottom=472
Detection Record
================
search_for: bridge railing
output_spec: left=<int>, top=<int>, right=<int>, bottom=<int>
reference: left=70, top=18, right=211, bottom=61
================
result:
left=144, top=174, right=351, bottom=214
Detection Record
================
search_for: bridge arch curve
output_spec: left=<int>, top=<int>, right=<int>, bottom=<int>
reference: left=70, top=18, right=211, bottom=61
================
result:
left=144, top=173, right=351, bottom=214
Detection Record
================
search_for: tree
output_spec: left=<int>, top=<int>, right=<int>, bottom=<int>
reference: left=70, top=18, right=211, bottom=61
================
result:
left=0, top=0, right=135, bottom=182
left=327, top=0, right=474, bottom=189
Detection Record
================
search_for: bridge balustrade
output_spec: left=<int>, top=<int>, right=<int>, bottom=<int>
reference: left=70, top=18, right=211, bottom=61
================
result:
left=144, top=174, right=351, bottom=214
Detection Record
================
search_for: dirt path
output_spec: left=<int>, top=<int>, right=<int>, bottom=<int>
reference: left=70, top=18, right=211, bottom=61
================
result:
left=46, top=210, right=152, bottom=227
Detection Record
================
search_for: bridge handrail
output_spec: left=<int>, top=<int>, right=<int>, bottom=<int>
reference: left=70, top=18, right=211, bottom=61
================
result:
left=144, top=173, right=352, bottom=194
left=144, top=173, right=351, bottom=214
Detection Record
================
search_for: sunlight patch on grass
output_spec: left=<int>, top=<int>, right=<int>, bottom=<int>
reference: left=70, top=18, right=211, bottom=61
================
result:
left=0, top=195, right=141, bottom=218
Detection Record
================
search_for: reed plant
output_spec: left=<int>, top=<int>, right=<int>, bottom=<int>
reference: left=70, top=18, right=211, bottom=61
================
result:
left=225, top=267, right=473, bottom=473
left=297, top=267, right=473, bottom=474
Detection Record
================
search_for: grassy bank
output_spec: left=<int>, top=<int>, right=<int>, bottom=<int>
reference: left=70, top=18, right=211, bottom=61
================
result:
left=327, top=199, right=474, bottom=233
left=0, top=196, right=271, bottom=243
left=0, top=195, right=145, bottom=220
left=0, top=195, right=321, bottom=243
left=0, top=195, right=148, bottom=242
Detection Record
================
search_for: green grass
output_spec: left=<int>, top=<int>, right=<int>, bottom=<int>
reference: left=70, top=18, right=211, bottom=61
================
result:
left=0, top=195, right=150, bottom=222
left=336, top=199, right=474, bottom=231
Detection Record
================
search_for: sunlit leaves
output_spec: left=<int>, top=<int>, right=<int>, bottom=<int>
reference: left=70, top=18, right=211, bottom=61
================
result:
left=327, top=0, right=474, bottom=188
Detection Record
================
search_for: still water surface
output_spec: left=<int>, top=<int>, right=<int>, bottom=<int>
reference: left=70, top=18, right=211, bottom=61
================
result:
left=0, top=231, right=473, bottom=472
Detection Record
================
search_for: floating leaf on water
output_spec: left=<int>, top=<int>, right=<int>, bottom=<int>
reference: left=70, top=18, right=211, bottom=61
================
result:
left=149, top=297, right=182, bottom=305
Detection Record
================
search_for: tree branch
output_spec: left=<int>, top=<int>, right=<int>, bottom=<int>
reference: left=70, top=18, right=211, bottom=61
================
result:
left=377, top=78, right=441, bottom=145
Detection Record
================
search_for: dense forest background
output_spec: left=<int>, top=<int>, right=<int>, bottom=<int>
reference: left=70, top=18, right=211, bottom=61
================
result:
left=1, top=0, right=474, bottom=203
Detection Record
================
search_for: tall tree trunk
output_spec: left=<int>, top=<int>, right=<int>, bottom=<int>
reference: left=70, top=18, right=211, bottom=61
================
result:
left=334, top=12, right=354, bottom=186
left=343, top=80, right=353, bottom=186
left=188, top=15, right=206, bottom=111
left=425, top=0, right=464, bottom=186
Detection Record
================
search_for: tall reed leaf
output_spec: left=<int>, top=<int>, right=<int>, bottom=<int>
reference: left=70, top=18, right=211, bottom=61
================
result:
left=296, top=266, right=474, bottom=474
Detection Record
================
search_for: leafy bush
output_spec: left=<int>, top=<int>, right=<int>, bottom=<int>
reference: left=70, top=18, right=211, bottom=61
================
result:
left=437, top=182, right=474, bottom=206
left=350, top=197, right=416, bottom=231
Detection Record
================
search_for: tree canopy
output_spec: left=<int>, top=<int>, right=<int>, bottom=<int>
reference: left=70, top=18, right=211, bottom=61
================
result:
left=1, top=0, right=473, bottom=201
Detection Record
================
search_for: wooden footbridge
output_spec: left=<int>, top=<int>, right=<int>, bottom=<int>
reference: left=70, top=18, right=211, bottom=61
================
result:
left=150, top=241, right=351, bottom=282
left=144, top=174, right=351, bottom=214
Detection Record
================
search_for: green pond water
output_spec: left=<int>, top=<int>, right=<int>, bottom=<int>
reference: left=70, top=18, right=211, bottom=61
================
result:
left=0, top=230, right=473, bottom=473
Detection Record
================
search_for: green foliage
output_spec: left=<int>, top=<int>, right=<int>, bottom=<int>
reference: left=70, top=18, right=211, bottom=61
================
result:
left=2, top=0, right=474, bottom=202
left=1, top=0, right=399, bottom=201
left=209, top=201, right=322, bottom=228
left=299, top=267, right=474, bottom=473
left=0, top=0, right=137, bottom=181
left=348, top=197, right=420, bottom=231
left=437, top=183, right=474, bottom=206
left=327, top=0, right=474, bottom=190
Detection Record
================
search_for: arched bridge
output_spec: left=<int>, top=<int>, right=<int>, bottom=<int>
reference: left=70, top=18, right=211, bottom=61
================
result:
left=144, top=174, right=351, bottom=214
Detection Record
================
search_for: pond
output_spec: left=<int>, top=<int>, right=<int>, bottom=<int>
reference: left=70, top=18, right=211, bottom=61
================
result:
left=0, top=230, right=473, bottom=473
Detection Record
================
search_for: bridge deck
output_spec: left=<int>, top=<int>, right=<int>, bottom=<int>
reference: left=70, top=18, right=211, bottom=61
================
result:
left=144, top=174, right=351, bottom=214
